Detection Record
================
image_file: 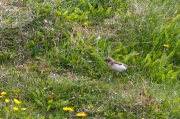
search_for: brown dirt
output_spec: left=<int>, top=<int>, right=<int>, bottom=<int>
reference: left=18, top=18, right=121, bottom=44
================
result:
left=0, top=0, right=8, bottom=10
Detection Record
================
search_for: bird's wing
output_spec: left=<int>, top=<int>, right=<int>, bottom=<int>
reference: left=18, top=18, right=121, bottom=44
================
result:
left=113, top=61, right=128, bottom=67
left=113, top=61, right=123, bottom=65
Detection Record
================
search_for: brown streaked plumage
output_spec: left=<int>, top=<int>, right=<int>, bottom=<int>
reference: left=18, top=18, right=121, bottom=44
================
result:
left=105, top=57, right=128, bottom=75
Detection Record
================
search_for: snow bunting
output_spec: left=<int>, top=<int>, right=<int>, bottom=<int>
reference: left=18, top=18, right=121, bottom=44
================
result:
left=105, top=57, right=128, bottom=75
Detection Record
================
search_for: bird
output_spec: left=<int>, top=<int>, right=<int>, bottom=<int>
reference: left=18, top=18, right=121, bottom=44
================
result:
left=104, top=57, right=128, bottom=76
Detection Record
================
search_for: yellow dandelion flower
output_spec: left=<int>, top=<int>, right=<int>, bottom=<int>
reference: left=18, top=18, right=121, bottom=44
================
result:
left=76, top=112, right=87, bottom=117
left=63, top=107, right=74, bottom=111
left=82, top=22, right=88, bottom=27
left=13, top=107, right=19, bottom=111
left=1, top=91, right=7, bottom=96
left=5, top=99, right=10, bottom=103
left=163, top=44, right=169, bottom=48
left=21, top=108, right=27, bottom=111
left=14, top=99, right=21, bottom=104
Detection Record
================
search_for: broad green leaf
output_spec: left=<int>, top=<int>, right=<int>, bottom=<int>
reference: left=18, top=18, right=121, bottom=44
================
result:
left=62, top=10, right=69, bottom=16
left=167, top=51, right=175, bottom=59
left=35, top=99, right=43, bottom=107
left=160, top=53, right=167, bottom=67
left=47, top=105, right=51, bottom=111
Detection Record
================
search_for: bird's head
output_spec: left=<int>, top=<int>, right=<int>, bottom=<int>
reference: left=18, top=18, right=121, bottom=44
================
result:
left=104, top=57, right=114, bottom=63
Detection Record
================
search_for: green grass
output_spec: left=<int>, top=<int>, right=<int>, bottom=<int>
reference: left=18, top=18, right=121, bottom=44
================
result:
left=0, top=0, right=180, bottom=118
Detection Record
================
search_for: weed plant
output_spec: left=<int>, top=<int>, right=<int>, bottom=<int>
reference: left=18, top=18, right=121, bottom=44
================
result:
left=0, top=0, right=179, bottom=118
